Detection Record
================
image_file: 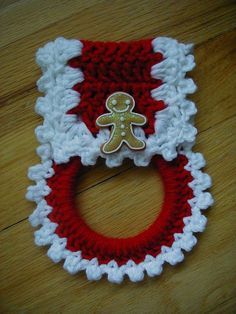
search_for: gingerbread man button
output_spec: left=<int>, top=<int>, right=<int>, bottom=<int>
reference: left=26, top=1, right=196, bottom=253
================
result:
left=96, top=92, right=147, bottom=154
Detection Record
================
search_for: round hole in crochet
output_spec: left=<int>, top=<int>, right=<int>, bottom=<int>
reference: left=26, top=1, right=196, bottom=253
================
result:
left=45, top=155, right=193, bottom=265
left=76, top=162, right=163, bottom=238
left=76, top=160, right=164, bottom=238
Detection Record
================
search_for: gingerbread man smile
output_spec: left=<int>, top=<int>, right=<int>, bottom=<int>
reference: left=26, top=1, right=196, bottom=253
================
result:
left=112, top=98, right=130, bottom=113
left=96, top=92, right=147, bottom=154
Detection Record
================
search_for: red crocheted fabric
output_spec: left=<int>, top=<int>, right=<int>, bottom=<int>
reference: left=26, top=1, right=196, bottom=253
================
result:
left=67, top=40, right=165, bottom=135
left=46, top=155, right=193, bottom=266
left=27, top=36, right=214, bottom=283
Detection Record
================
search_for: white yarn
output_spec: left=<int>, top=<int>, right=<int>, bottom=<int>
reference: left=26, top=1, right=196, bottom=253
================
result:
left=26, top=37, right=213, bottom=283
left=27, top=149, right=213, bottom=283
left=34, top=37, right=198, bottom=167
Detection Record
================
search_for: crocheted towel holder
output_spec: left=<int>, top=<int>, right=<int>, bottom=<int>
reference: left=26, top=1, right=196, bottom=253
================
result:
left=26, top=37, right=213, bottom=284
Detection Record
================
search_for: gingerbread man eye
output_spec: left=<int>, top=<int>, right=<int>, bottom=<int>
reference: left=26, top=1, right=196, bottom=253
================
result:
left=111, top=99, right=117, bottom=105
left=125, top=99, right=131, bottom=105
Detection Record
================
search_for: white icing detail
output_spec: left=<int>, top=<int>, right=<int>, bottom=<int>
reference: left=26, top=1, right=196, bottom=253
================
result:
left=121, top=131, right=126, bottom=136
left=113, top=105, right=129, bottom=113
left=27, top=149, right=213, bottom=283
left=120, top=116, right=125, bottom=122
left=111, top=99, right=117, bottom=105
left=121, top=124, right=125, bottom=129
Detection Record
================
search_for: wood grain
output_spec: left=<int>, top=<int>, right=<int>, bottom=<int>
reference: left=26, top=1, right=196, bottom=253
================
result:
left=0, top=0, right=236, bottom=313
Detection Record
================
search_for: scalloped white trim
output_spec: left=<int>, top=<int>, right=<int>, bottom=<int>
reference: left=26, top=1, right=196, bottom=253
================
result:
left=27, top=150, right=213, bottom=283
left=27, top=37, right=213, bottom=283
left=34, top=37, right=197, bottom=167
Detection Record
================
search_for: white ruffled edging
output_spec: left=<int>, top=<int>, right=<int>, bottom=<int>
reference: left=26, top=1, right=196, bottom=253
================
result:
left=26, top=150, right=213, bottom=283
left=27, top=36, right=213, bottom=283
left=35, top=36, right=197, bottom=168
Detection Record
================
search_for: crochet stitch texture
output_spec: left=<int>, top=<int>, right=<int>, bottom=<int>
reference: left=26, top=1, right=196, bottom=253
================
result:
left=26, top=37, right=213, bottom=283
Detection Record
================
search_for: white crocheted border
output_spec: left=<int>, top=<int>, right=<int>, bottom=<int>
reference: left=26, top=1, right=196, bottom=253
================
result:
left=27, top=36, right=213, bottom=282
left=35, top=37, right=197, bottom=167
left=26, top=150, right=213, bottom=283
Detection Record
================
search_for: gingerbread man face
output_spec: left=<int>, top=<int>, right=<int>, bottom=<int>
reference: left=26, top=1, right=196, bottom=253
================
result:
left=106, top=92, right=134, bottom=113
left=96, top=92, right=147, bottom=154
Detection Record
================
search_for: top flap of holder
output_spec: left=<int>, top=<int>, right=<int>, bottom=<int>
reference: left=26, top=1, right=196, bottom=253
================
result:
left=35, top=37, right=197, bottom=167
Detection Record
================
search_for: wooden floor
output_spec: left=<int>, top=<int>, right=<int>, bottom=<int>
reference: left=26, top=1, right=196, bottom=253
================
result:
left=1, top=0, right=236, bottom=313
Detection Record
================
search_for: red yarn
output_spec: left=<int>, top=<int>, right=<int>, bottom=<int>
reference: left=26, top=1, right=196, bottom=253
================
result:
left=46, top=155, right=193, bottom=266
left=67, top=39, right=165, bottom=135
